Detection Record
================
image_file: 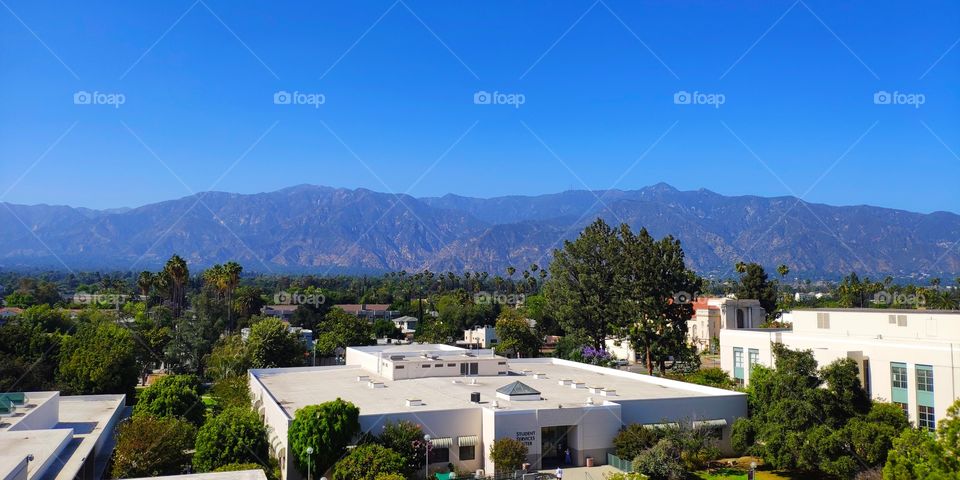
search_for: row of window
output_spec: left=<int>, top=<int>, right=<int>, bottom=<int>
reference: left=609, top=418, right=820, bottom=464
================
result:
left=890, top=363, right=934, bottom=392
left=430, top=445, right=476, bottom=463
left=890, top=362, right=936, bottom=432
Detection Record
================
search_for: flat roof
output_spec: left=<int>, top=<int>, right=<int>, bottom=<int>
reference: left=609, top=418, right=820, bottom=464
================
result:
left=253, top=358, right=739, bottom=417
left=0, top=429, right=72, bottom=479
left=0, top=392, right=58, bottom=431
left=51, top=395, right=126, bottom=480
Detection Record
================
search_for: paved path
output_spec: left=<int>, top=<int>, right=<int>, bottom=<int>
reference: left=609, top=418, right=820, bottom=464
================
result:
left=537, top=465, right=620, bottom=480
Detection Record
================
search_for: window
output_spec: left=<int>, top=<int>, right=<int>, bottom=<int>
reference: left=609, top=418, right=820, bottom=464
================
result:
left=895, top=402, right=908, bottom=418
left=733, top=348, right=744, bottom=369
left=817, top=312, right=830, bottom=329
left=429, top=447, right=450, bottom=464
left=897, top=315, right=907, bottom=327
left=460, top=362, right=478, bottom=376
left=395, top=365, right=404, bottom=369
left=447, top=363, right=456, bottom=367
left=918, top=405, right=936, bottom=432
left=435, top=363, right=444, bottom=368
left=888, top=315, right=897, bottom=324
left=891, top=363, right=908, bottom=389
left=916, top=365, right=934, bottom=392
left=459, top=445, right=476, bottom=461
left=748, top=349, right=759, bottom=369
left=422, top=364, right=431, bottom=368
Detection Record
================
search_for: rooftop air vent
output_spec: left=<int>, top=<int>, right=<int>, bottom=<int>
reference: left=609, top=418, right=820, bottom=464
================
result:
left=406, top=398, right=423, bottom=407
left=533, top=373, right=547, bottom=379
left=558, top=379, right=572, bottom=386
left=367, top=381, right=386, bottom=389
left=357, top=375, right=370, bottom=382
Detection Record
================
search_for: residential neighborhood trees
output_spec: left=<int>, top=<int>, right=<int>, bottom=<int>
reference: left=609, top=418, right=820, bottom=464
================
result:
left=111, top=415, right=196, bottom=478
left=132, top=374, right=206, bottom=427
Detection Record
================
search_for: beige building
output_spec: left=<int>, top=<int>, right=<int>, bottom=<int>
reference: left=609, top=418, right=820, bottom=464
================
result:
left=606, top=296, right=767, bottom=363
left=250, top=344, right=746, bottom=480
left=720, top=308, right=960, bottom=430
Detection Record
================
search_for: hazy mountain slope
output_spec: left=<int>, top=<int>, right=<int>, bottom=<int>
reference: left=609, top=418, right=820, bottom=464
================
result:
left=1, top=184, right=958, bottom=276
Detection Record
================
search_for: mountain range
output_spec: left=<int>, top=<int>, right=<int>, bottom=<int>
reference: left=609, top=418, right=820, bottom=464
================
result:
left=1, top=183, right=958, bottom=278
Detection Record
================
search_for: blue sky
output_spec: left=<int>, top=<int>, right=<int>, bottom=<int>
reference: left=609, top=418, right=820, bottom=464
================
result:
left=1, top=0, right=958, bottom=213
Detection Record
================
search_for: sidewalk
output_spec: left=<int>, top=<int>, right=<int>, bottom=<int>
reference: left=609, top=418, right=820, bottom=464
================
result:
left=536, top=465, right=620, bottom=480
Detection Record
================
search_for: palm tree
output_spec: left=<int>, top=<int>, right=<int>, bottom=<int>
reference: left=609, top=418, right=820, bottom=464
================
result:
left=735, top=261, right=747, bottom=274
left=777, top=264, right=789, bottom=278
left=223, top=261, right=243, bottom=330
left=136, top=271, right=155, bottom=301
left=164, top=255, right=189, bottom=318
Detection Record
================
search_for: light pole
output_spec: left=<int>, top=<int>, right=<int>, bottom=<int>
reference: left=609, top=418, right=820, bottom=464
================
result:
left=306, top=446, right=314, bottom=480
left=749, top=461, right=757, bottom=480
left=423, top=434, right=431, bottom=480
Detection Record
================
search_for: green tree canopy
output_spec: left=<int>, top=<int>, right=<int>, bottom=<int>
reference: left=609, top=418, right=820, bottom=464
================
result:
left=132, top=374, right=206, bottom=426
left=111, top=415, right=196, bottom=478
left=543, top=218, right=624, bottom=350
left=494, top=307, right=541, bottom=357
left=884, top=398, right=960, bottom=479
left=490, top=437, right=528, bottom=474
left=332, top=443, right=405, bottom=480
left=314, top=308, right=375, bottom=355
left=247, top=317, right=305, bottom=368
left=377, top=420, right=425, bottom=476
left=288, top=399, right=361, bottom=478
left=735, top=262, right=779, bottom=320
left=732, top=344, right=893, bottom=477
left=57, top=320, right=138, bottom=396
left=193, top=406, right=269, bottom=472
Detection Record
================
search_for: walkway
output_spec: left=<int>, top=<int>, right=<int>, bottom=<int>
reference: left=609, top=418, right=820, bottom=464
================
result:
left=537, top=465, right=620, bottom=480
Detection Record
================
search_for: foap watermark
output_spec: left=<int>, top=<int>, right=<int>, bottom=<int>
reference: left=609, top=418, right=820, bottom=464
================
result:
left=74, top=90, right=126, bottom=108
left=473, top=90, right=525, bottom=108
left=873, top=90, right=925, bottom=109
left=75, top=293, right=128, bottom=304
left=273, top=90, right=325, bottom=108
left=273, top=291, right=326, bottom=306
left=673, top=90, right=725, bottom=109
left=873, top=290, right=926, bottom=307
left=672, top=291, right=698, bottom=305
left=474, top=291, right=525, bottom=305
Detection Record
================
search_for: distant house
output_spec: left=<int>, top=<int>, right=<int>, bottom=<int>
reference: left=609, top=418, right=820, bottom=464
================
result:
left=605, top=296, right=767, bottom=363
left=686, top=297, right=767, bottom=351
left=392, top=316, right=418, bottom=335
left=334, top=303, right=399, bottom=320
left=460, top=325, right=498, bottom=349
left=0, top=307, right=23, bottom=319
left=261, top=304, right=298, bottom=321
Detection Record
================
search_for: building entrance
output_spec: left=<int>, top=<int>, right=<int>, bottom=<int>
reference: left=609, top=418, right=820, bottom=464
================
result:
left=540, top=425, right=574, bottom=468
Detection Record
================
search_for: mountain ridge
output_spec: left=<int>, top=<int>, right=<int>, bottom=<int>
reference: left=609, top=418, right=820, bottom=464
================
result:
left=1, top=184, right=958, bottom=277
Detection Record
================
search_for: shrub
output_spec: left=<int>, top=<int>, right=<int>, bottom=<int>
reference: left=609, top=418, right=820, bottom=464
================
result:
left=111, top=415, right=196, bottom=478
left=289, top=399, right=360, bottom=478
left=332, top=444, right=405, bottom=480
left=377, top=420, right=425, bottom=476
left=613, top=424, right=659, bottom=460
left=132, top=374, right=205, bottom=426
left=490, top=437, right=528, bottom=474
left=193, top=407, right=269, bottom=472
left=632, top=439, right=686, bottom=480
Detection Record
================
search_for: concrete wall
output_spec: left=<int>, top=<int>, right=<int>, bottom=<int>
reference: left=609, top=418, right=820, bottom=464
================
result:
left=249, top=372, right=295, bottom=480
left=359, top=408, right=485, bottom=474
left=8, top=392, right=59, bottom=432
left=791, top=309, right=960, bottom=341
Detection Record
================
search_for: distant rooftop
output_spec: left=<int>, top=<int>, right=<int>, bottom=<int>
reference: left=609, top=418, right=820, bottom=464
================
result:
left=123, top=470, right=268, bottom=480
left=792, top=307, right=960, bottom=314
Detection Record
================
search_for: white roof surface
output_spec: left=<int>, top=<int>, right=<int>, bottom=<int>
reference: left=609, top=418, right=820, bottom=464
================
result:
left=253, top=358, right=738, bottom=417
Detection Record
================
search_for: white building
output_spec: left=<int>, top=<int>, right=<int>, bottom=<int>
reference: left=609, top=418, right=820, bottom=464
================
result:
left=249, top=344, right=746, bottom=480
left=0, top=392, right=126, bottom=480
left=461, top=326, right=498, bottom=349
left=720, top=308, right=960, bottom=430
left=392, top=316, right=419, bottom=335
